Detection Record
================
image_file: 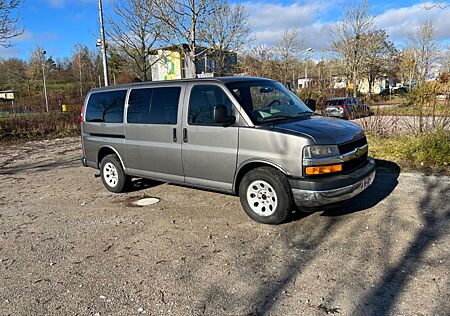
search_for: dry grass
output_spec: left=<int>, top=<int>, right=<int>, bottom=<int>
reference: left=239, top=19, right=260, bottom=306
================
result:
left=368, top=130, right=450, bottom=175
left=0, top=112, right=80, bottom=144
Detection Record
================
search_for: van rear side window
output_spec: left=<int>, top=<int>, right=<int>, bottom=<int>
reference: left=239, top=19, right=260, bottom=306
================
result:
left=85, top=90, right=127, bottom=123
left=127, top=87, right=180, bottom=124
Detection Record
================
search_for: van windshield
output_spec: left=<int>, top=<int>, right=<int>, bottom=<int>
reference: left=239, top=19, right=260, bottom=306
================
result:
left=225, top=81, right=313, bottom=124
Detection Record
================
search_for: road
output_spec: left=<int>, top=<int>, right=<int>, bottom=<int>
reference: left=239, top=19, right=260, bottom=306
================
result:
left=0, top=137, right=449, bottom=316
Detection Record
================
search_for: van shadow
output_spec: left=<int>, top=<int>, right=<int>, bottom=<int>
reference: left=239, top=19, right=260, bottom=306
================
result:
left=324, top=159, right=400, bottom=216
left=289, top=159, right=400, bottom=221
left=127, top=178, right=163, bottom=192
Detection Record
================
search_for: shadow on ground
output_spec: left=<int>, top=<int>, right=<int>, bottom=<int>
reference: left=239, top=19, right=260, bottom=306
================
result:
left=127, top=178, right=163, bottom=192
left=0, top=158, right=81, bottom=175
left=357, top=177, right=450, bottom=315
left=322, top=159, right=400, bottom=217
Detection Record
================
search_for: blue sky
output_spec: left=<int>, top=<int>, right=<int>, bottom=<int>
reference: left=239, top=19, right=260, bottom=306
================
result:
left=1, top=0, right=450, bottom=60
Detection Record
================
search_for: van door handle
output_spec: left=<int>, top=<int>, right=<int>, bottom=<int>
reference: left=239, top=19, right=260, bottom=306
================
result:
left=172, top=128, right=177, bottom=142
left=183, top=128, right=188, bottom=143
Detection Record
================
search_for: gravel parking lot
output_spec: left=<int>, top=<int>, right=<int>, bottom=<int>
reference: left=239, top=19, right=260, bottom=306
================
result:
left=1, top=137, right=449, bottom=316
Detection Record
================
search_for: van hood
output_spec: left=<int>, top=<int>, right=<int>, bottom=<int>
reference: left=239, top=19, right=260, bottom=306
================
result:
left=270, top=115, right=365, bottom=145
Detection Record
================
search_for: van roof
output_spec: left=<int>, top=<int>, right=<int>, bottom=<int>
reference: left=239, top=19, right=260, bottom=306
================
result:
left=89, top=76, right=275, bottom=92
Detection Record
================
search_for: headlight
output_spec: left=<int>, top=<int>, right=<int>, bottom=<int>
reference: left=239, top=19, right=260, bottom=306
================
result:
left=303, top=145, right=340, bottom=159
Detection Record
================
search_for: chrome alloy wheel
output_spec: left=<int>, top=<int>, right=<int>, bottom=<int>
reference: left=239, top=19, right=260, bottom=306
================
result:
left=103, top=162, right=119, bottom=188
left=246, top=180, right=278, bottom=216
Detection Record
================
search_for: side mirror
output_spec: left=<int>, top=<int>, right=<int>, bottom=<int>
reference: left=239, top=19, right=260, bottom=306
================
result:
left=213, top=105, right=235, bottom=125
left=305, top=99, right=316, bottom=111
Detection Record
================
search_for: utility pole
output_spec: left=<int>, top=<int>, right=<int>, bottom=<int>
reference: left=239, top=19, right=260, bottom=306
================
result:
left=98, top=0, right=109, bottom=86
left=42, top=50, right=49, bottom=112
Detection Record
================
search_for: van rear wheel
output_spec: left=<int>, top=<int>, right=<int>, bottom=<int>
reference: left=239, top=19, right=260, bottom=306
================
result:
left=100, top=154, right=130, bottom=193
left=239, top=167, right=294, bottom=224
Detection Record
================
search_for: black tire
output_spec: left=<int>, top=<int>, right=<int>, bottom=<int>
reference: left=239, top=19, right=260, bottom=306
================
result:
left=239, top=167, right=294, bottom=225
left=100, top=154, right=131, bottom=193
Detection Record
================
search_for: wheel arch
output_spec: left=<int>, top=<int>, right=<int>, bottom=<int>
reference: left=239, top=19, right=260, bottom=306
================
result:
left=97, top=146, right=125, bottom=171
left=233, top=160, right=289, bottom=194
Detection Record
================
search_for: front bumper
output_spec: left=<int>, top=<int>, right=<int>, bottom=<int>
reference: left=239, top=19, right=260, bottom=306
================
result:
left=290, top=158, right=376, bottom=207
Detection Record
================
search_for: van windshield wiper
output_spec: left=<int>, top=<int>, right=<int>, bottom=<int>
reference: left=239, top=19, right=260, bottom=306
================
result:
left=261, top=115, right=296, bottom=121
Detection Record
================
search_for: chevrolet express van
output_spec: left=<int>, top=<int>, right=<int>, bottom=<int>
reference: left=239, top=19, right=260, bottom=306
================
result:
left=81, top=77, right=375, bottom=224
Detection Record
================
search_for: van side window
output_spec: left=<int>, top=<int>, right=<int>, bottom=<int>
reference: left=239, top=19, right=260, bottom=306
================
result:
left=127, top=87, right=180, bottom=124
left=85, top=90, right=127, bottom=123
left=188, top=85, right=233, bottom=125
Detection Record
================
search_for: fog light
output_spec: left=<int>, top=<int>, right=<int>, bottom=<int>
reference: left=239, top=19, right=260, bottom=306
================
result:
left=305, top=164, right=342, bottom=175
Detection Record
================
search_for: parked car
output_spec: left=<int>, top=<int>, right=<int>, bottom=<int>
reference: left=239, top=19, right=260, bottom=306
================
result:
left=81, top=77, right=375, bottom=225
left=322, top=97, right=370, bottom=119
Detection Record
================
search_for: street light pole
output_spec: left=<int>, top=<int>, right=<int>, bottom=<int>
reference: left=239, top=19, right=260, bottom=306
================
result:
left=42, top=50, right=49, bottom=112
left=98, top=0, right=109, bottom=87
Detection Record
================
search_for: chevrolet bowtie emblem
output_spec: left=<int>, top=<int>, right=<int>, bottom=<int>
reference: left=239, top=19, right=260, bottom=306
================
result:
left=355, top=146, right=365, bottom=158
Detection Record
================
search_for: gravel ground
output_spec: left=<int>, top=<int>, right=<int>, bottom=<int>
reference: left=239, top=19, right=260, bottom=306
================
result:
left=0, top=137, right=449, bottom=316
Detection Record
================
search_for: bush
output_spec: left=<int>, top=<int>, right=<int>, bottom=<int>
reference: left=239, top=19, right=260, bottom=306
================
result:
left=0, top=111, right=80, bottom=143
left=368, top=129, right=450, bottom=174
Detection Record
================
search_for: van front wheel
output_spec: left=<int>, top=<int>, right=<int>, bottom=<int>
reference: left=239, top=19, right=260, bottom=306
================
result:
left=100, top=154, right=130, bottom=193
left=239, top=167, right=294, bottom=224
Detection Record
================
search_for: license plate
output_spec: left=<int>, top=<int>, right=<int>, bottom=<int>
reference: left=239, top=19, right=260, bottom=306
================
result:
left=360, top=173, right=374, bottom=190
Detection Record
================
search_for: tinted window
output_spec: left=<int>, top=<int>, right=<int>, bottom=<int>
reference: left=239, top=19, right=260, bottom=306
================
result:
left=127, top=87, right=181, bottom=124
left=188, top=85, right=233, bottom=125
left=86, top=90, right=127, bottom=123
left=326, top=99, right=345, bottom=106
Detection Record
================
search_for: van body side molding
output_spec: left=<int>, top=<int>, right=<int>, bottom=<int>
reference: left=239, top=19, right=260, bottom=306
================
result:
left=90, top=133, right=125, bottom=139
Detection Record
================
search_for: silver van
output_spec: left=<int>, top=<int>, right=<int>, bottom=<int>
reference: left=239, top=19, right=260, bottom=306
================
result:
left=81, top=77, right=375, bottom=224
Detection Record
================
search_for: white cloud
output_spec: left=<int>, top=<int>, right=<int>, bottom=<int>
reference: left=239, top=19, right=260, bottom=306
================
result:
left=0, top=46, right=21, bottom=59
left=376, top=2, right=450, bottom=42
left=245, top=1, right=450, bottom=51
left=244, top=1, right=335, bottom=49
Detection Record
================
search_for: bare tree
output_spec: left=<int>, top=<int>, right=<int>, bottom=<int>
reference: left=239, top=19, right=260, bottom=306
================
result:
left=155, top=0, right=214, bottom=78
left=399, top=47, right=418, bottom=87
left=274, top=29, right=304, bottom=85
left=239, top=45, right=277, bottom=78
left=419, top=2, right=448, bottom=10
left=106, top=0, right=161, bottom=81
left=331, top=0, right=375, bottom=97
left=411, top=21, right=439, bottom=83
left=440, top=45, right=450, bottom=73
left=0, top=0, right=23, bottom=47
left=199, top=0, right=251, bottom=76
left=72, top=44, right=95, bottom=98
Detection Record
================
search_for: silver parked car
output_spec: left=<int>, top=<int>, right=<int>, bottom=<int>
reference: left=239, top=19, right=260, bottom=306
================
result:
left=81, top=77, right=375, bottom=224
left=322, top=97, right=371, bottom=119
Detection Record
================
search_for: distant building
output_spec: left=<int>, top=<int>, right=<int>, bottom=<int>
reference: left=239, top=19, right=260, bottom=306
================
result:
left=0, top=90, right=14, bottom=101
left=331, top=75, right=347, bottom=89
left=297, top=77, right=313, bottom=89
left=330, top=75, right=398, bottom=94
left=359, top=76, right=393, bottom=94
left=149, top=44, right=237, bottom=81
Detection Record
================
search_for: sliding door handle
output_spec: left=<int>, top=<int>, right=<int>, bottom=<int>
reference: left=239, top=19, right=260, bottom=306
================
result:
left=183, top=128, right=188, bottom=143
left=172, top=128, right=177, bottom=142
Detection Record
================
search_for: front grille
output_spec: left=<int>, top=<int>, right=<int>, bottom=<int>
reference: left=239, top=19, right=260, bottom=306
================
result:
left=338, top=136, right=367, bottom=155
left=342, top=152, right=368, bottom=173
